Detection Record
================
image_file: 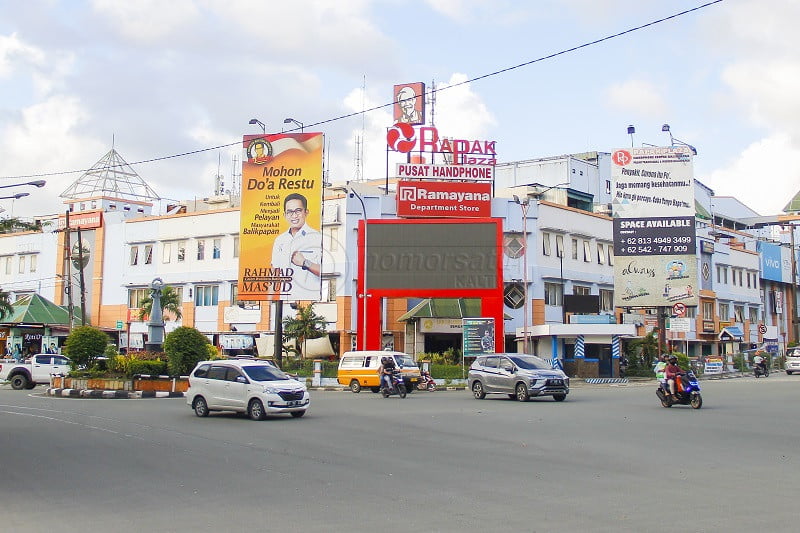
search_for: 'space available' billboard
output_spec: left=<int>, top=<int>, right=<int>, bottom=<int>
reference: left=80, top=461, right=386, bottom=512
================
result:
left=611, top=146, right=698, bottom=308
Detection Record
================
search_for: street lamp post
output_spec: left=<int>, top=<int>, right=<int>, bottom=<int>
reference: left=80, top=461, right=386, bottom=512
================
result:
left=0, top=180, right=46, bottom=190
left=0, top=192, right=30, bottom=200
left=349, top=187, right=368, bottom=350
left=248, top=118, right=266, bottom=134
left=513, top=195, right=530, bottom=353
left=283, top=118, right=304, bottom=132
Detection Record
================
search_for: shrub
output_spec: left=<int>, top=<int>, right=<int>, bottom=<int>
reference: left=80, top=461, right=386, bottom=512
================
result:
left=163, top=327, right=210, bottom=376
left=128, top=359, right=168, bottom=377
left=63, top=326, right=110, bottom=369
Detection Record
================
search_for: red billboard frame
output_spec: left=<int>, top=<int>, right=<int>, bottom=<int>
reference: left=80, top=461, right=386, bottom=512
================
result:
left=356, top=218, right=505, bottom=351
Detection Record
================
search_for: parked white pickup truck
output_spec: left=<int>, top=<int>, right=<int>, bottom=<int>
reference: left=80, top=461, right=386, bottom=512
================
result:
left=0, top=354, right=71, bottom=390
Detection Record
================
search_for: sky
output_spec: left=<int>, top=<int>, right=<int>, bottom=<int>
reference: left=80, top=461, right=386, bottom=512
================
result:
left=0, top=0, right=798, bottom=218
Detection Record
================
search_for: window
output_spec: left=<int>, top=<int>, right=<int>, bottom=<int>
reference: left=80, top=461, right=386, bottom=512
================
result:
left=571, top=238, right=578, bottom=260
left=544, top=282, right=563, bottom=306
left=542, top=232, right=551, bottom=256
left=144, top=244, right=153, bottom=265
left=749, top=307, right=759, bottom=323
left=600, top=289, right=613, bottom=312
left=734, top=305, right=745, bottom=322
left=702, top=301, right=714, bottom=319
left=212, top=238, right=221, bottom=259
left=746, top=272, right=751, bottom=289
left=231, top=283, right=260, bottom=310
left=4, top=256, right=10, bottom=275
left=328, top=227, right=339, bottom=252
left=597, top=243, right=605, bottom=264
left=18, top=256, right=25, bottom=274
left=605, top=180, right=611, bottom=194
left=128, top=288, right=150, bottom=308
left=130, top=246, right=139, bottom=266
left=197, top=239, right=205, bottom=261
left=233, top=236, right=240, bottom=258
left=719, top=303, right=730, bottom=320
left=162, top=242, right=172, bottom=264
left=686, top=306, right=697, bottom=318
left=194, top=285, right=219, bottom=306
left=29, top=254, right=37, bottom=273
left=573, top=285, right=590, bottom=295
left=607, top=246, right=614, bottom=266
left=177, top=241, right=186, bottom=262
left=555, top=234, right=564, bottom=258
left=583, top=240, right=591, bottom=262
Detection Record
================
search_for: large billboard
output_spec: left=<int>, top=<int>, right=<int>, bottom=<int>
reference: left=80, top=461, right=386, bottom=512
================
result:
left=611, top=146, right=698, bottom=308
left=396, top=180, right=492, bottom=218
left=238, top=133, right=324, bottom=301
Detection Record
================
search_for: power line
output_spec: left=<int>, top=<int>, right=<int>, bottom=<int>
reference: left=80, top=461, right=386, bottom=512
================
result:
left=0, top=1, right=723, bottom=181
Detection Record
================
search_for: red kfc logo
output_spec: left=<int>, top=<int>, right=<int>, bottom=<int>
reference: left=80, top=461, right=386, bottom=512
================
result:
left=612, top=150, right=632, bottom=166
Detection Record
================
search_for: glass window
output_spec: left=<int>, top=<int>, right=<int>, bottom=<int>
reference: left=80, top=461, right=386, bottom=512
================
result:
left=571, top=238, right=578, bottom=260
left=18, top=255, right=25, bottom=274
left=144, top=244, right=153, bottom=265
left=749, top=307, right=759, bottom=323
left=233, top=236, right=240, bottom=258
left=4, top=256, right=11, bottom=275
left=597, top=243, right=605, bottom=264
left=555, top=234, right=564, bottom=258
left=702, top=301, right=714, bottom=319
left=29, top=254, right=37, bottom=273
left=128, top=288, right=150, bottom=308
left=544, top=282, right=563, bottom=306
left=483, top=356, right=499, bottom=369
left=197, top=239, right=205, bottom=261
left=194, top=285, right=219, bottom=307
left=177, top=240, right=186, bottom=262
left=607, top=246, right=614, bottom=266
left=213, top=238, right=221, bottom=259
left=542, top=232, right=551, bottom=256
left=193, top=364, right=210, bottom=378
left=162, top=242, right=172, bottom=264
left=243, top=365, right=290, bottom=382
left=207, top=365, right=227, bottom=380
left=583, top=240, right=591, bottom=262
left=734, top=305, right=745, bottom=322
left=600, top=289, right=613, bottom=312
left=574, top=285, right=590, bottom=295
left=719, top=303, right=729, bottom=320
left=130, top=246, right=139, bottom=266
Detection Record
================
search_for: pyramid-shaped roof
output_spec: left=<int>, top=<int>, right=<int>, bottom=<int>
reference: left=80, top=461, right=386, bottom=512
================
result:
left=783, top=190, right=800, bottom=214
left=2, top=294, right=80, bottom=326
left=59, top=148, right=160, bottom=202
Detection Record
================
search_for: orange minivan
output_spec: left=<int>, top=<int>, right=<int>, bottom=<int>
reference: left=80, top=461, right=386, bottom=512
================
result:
left=337, top=351, right=420, bottom=393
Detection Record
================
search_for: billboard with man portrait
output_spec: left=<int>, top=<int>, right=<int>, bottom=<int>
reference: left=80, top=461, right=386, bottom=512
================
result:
left=393, top=82, right=425, bottom=125
left=238, top=133, right=324, bottom=302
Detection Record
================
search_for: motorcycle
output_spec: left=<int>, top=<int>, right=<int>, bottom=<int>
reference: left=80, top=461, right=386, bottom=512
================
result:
left=754, top=362, right=769, bottom=378
left=416, top=370, right=437, bottom=391
left=381, top=370, right=407, bottom=398
left=656, top=370, right=702, bottom=409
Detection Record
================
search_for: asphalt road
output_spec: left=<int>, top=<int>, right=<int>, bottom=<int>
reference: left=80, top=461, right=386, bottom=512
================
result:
left=1, top=375, right=799, bottom=533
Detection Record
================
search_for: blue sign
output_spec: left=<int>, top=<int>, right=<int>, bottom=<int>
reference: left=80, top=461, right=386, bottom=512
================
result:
left=758, top=241, right=783, bottom=283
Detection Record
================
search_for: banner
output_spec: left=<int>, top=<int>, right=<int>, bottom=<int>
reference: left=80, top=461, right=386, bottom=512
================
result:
left=238, top=133, right=324, bottom=301
left=611, top=147, right=698, bottom=308
left=462, top=317, right=496, bottom=358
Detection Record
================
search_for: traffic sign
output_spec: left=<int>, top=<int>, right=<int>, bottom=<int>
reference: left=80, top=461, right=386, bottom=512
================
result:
left=672, top=302, right=687, bottom=317
left=116, top=320, right=124, bottom=330
left=758, top=323, right=767, bottom=335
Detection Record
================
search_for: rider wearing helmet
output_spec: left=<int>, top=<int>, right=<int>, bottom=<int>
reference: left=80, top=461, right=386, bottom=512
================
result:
left=377, top=356, right=396, bottom=391
left=665, top=355, right=682, bottom=399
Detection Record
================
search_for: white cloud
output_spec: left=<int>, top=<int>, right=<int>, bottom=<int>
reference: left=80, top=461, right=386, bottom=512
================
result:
left=0, top=32, right=45, bottom=77
left=606, top=79, right=667, bottom=118
left=91, top=0, right=200, bottom=42
left=432, top=73, right=495, bottom=140
left=705, top=134, right=800, bottom=216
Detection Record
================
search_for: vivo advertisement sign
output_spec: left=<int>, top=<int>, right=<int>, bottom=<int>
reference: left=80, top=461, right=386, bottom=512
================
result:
left=758, top=241, right=793, bottom=283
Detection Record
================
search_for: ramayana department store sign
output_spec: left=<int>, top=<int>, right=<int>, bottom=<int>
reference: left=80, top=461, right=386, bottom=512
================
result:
left=396, top=180, right=492, bottom=218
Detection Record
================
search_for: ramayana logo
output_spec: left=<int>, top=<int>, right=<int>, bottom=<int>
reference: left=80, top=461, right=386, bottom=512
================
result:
left=398, top=186, right=417, bottom=201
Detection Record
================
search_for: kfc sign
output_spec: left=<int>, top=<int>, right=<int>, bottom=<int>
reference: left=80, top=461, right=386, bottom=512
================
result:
left=387, top=124, right=497, bottom=165
left=396, top=180, right=492, bottom=218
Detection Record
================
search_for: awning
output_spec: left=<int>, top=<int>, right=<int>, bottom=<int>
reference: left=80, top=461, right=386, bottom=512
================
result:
left=397, top=298, right=512, bottom=322
left=718, top=326, right=744, bottom=342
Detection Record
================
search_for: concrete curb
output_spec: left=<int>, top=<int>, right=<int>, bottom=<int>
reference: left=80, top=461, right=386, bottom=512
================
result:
left=46, top=388, right=185, bottom=399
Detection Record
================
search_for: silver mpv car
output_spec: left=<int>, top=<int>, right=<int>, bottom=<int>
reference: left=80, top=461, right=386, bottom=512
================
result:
left=468, top=354, right=569, bottom=402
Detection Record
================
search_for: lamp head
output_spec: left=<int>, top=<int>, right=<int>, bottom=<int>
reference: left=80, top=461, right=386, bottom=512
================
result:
left=627, top=125, right=635, bottom=135
left=29, top=180, right=46, bottom=188
left=248, top=118, right=258, bottom=125
left=661, top=123, right=671, bottom=132
left=283, top=118, right=293, bottom=124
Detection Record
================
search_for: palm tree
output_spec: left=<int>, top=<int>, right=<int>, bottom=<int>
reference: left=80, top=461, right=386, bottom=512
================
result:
left=282, top=303, right=327, bottom=360
left=137, top=285, right=183, bottom=321
left=0, top=288, right=13, bottom=320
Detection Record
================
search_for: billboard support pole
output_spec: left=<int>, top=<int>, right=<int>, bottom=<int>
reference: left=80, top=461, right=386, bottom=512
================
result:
left=274, top=301, right=283, bottom=366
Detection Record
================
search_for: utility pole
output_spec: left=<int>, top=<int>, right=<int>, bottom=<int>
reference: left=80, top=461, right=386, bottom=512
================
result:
left=77, top=226, right=87, bottom=326
left=791, top=224, right=799, bottom=344
left=64, top=210, right=74, bottom=330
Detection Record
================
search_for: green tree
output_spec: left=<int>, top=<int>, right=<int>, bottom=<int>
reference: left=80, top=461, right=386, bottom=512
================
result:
left=624, top=331, right=659, bottom=377
left=0, top=217, right=41, bottom=234
left=64, top=326, right=110, bottom=369
left=282, top=303, right=327, bottom=363
left=0, top=287, right=14, bottom=320
left=163, top=326, right=210, bottom=376
left=137, top=285, right=183, bottom=321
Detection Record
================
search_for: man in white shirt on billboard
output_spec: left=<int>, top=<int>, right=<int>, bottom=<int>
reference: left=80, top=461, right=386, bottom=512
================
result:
left=271, top=192, right=322, bottom=301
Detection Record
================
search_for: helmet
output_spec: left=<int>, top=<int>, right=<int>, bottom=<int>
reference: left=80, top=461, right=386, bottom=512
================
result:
left=669, top=356, right=678, bottom=363
left=381, top=356, right=389, bottom=364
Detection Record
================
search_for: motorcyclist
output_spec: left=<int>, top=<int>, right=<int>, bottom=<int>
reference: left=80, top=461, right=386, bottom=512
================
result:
left=753, top=352, right=766, bottom=373
left=654, top=354, right=668, bottom=390
left=377, top=356, right=396, bottom=391
left=665, top=355, right=682, bottom=399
